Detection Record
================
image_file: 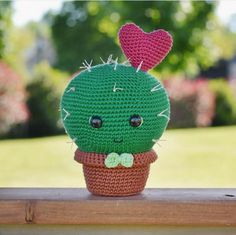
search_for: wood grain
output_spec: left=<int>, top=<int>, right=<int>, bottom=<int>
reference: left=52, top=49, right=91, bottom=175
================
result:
left=1, top=225, right=236, bottom=235
left=0, top=188, right=235, bottom=225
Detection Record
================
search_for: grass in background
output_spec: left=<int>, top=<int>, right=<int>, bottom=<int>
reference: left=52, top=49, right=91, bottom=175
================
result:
left=0, top=126, right=235, bottom=187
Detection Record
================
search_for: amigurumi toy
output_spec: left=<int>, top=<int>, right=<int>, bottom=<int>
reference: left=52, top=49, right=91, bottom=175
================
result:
left=60, top=23, right=173, bottom=196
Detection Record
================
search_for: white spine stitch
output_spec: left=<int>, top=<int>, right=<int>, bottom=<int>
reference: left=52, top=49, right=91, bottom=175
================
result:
left=63, top=108, right=70, bottom=121
left=107, top=54, right=113, bottom=64
left=66, top=87, right=76, bottom=93
left=85, top=59, right=93, bottom=67
left=152, top=139, right=162, bottom=147
left=67, top=137, right=77, bottom=149
left=80, top=59, right=93, bottom=72
left=151, top=84, right=162, bottom=92
left=100, top=57, right=106, bottom=64
left=122, top=58, right=130, bottom=65
left=152, top=139, right=167, bottom=147
left=113, top=83, right=124, bottom=92
left=113, top=57, right=118, bottom=70
left=157, top=108, right=170, bottom=121
left=136, top=61, right=143, bottom=72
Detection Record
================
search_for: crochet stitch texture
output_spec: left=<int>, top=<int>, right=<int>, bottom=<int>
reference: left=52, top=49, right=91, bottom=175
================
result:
left=61, top=63, right=170, bottom=154
left=119, top=23, right=173, bottom=71
left=60, top=22, right=173, bottom=196
left=75, top=149, right=157, bottom=196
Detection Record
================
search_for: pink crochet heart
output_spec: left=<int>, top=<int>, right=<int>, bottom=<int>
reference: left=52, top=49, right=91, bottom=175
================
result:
left=119, top=23, right=173, bottom=71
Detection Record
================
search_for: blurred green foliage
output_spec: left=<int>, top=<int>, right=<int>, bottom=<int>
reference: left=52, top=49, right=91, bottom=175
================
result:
left=3, top=25, right=35, bottom=80
left=0, top=1, right=12, bottom=59
left=210, top=80, right=236, bottom=126
left=50, top=1, right=217, bottom=75
left=26, top=62, right=69, bottom=137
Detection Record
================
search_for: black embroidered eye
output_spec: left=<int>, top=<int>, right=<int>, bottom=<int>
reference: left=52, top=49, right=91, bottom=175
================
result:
left=129, top=115, right=143, bottom=127
left=90, top=116, right=102, bottom=128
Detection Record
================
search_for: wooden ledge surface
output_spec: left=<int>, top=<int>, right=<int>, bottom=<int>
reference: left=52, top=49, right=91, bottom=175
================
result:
left=0, top=188, right=235, bottom=226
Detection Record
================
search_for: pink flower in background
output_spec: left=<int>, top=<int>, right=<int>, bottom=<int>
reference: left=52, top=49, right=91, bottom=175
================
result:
left=164, top=77, right=215, bottom=127
left=0, top=61, right=29, bottom=135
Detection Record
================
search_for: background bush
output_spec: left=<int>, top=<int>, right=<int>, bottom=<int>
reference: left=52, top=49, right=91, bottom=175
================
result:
left=209, top=79, right=236, bottom=126
left=26, top=62, right=69, bottom=137
left=164, top=78, right=215, bottom=128
left=0, top=61, right=29, bottom=138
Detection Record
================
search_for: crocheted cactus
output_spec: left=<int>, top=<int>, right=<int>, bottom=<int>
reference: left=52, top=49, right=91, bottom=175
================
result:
left=60, top=23, right=173, bottom=155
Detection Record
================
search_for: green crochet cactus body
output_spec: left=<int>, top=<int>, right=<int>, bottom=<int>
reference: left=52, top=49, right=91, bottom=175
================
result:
left=61, top=63, right=170, bottom=154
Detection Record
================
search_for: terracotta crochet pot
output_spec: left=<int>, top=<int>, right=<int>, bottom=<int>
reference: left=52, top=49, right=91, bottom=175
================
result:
left=74, top=149, right=157, bottom=196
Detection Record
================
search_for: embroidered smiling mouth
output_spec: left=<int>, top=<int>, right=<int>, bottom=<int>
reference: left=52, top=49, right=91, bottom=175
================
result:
left=113, top=138, right=123, bottom=143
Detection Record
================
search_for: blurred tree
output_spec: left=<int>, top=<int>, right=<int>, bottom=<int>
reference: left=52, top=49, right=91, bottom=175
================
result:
left=4, top=21, right=57, bottom=81
left=4, top=25, right=35, bottom=80
left=208, top=19, right=236, bottom=60
left=0, top=1, right=12, bottom=59
left=50, top=1, right=218, bottom=75
left=23, top=22, right=56, bottom=74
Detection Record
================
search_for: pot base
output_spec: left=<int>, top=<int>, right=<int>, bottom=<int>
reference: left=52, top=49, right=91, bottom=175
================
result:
left=83, top=164, right=150, bottom=196
left=75, top=149, right=157, bottom=197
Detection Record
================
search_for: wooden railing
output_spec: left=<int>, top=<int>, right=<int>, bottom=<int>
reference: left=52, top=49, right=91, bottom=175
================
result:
left=0, top=188, right=235, bottom=234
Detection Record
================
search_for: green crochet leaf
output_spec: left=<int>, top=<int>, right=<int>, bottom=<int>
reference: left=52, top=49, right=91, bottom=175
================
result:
left=120, top=153, right=134, bottom=168
left=104, top=152, right=134, bottom=168
left=105, top=152, right=120, bottom=168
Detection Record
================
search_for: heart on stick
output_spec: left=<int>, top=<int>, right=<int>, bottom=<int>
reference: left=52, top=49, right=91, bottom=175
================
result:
left=119, top=23, right=173, bottom=72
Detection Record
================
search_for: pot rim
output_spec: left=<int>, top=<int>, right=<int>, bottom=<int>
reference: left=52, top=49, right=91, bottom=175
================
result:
left=74, top=149, right=157, bottom=168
